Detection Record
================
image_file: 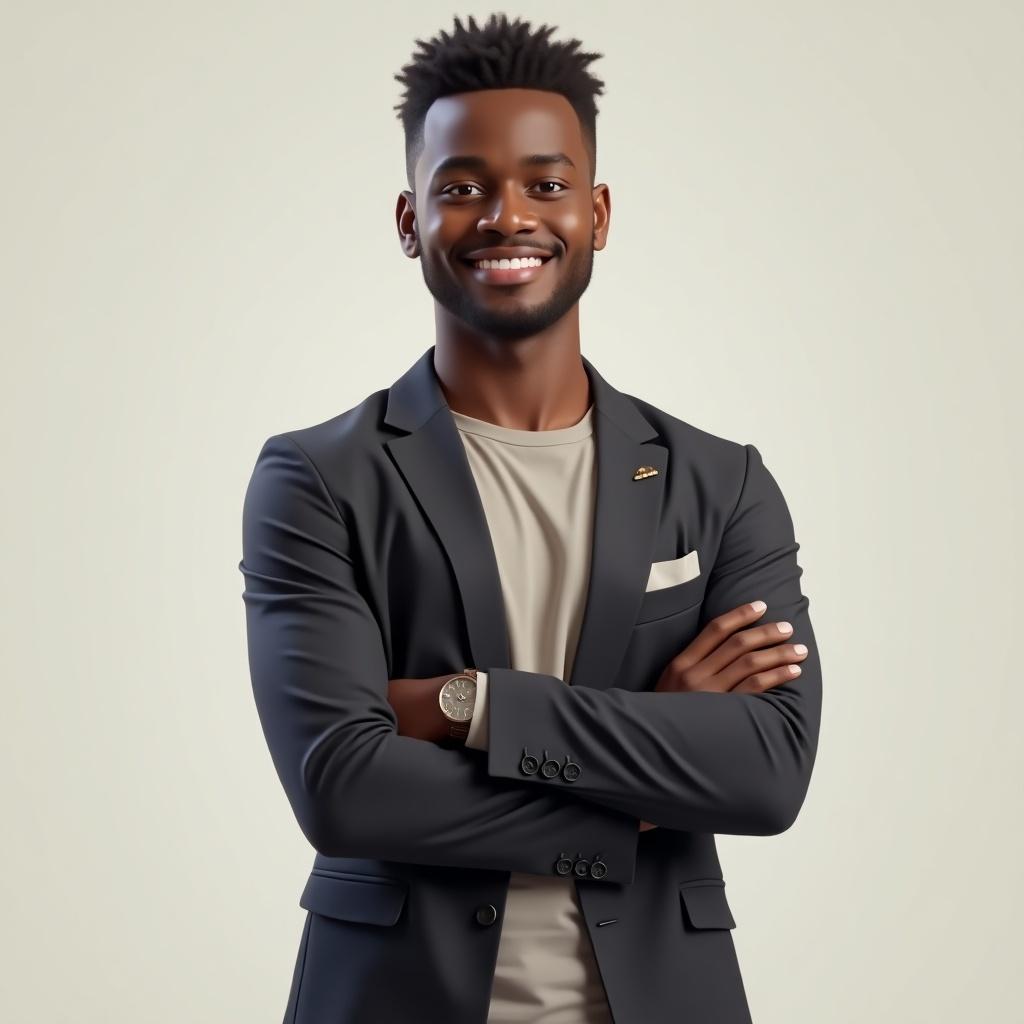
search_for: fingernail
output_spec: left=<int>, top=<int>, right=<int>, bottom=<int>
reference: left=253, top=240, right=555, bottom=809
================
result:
left=751, top=601, right=766, bottom=612
left=777, top=622, right=792, bottom=634
left=794, top=644, right=807, bottom=655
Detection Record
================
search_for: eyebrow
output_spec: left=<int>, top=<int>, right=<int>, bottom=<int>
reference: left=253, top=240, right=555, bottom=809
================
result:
left=430, top=152, right=576, bottom=183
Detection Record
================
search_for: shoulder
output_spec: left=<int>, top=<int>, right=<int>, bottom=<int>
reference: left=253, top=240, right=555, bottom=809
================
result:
left=620, top=390, right=753, bottom=497
left=621, top=390, right=796, bottom=538
left=254, top=387, right=392, bottom=470
left=244, top=388, right=394, bottom=516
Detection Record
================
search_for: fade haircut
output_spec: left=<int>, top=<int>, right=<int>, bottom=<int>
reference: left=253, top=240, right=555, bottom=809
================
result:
left=393, top=13, right=605, bottom=192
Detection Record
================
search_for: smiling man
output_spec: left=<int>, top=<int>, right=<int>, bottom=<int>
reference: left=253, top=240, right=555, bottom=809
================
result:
left=403, top=87, right=599, bottom=348
left=239, top=13, right=822, bottom=1024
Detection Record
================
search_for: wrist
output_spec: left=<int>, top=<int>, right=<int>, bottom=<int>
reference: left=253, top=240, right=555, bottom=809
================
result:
left=433, top=676, right=453, bottom=745
left=437, top=668, right=478, bottom=746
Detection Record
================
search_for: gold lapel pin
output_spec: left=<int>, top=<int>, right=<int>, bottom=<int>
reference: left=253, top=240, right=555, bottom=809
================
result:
left=632, top=465, right=659, bottom=480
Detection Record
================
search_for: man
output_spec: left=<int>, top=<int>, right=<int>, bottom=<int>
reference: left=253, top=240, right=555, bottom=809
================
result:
left=239, top=13, right=821, bottom=1023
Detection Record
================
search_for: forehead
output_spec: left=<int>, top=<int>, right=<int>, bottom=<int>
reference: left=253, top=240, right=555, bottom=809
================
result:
left=418, top=88, right=586, bottom=179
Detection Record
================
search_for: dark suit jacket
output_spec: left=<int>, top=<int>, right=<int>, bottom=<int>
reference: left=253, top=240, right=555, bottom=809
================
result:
left=238, top=345, right=822, bottom=1023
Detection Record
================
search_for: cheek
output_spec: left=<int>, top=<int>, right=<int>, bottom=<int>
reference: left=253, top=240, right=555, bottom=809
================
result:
left=419, top=207, right=459, bottom=248
left=554, top=205, right=589, bottom=241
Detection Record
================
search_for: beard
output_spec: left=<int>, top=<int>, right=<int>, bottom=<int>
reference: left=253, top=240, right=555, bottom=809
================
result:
left=419, top=236, right=596, bottom=342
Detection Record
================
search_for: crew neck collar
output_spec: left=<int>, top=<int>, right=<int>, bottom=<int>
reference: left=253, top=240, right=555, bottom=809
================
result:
left=449, top=403, right=595, bottom=446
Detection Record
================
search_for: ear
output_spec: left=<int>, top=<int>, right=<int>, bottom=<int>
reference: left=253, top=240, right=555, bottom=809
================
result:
left=396, top=190, right=420, bottom=258
left=592, top=183, right=611, bottom=252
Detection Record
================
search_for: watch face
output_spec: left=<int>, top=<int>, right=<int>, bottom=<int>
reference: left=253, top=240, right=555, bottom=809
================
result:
left=440, top=675, right=476, bottom=722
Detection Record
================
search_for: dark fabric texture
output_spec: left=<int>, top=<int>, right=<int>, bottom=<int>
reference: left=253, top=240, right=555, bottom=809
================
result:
left=239, top=345, right=822, bottom=1023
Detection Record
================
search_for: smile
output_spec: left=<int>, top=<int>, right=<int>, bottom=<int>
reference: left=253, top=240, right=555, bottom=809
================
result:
left=459, top=254, right=555, bottom=286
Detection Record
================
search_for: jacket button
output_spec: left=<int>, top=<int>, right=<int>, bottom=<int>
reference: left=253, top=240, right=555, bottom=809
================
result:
left=475, top=904, right=498, bottom=926
left=519, top=750, right=539, bottom=775
left=573, top=856, right=591, bottom=878
left=562, top=760, right=581, bottom=783
left=554, top=855, right=574, bottom=876
left=540, top=756, right=560, bottom=778
left=590, top=859, right=608, bottom=880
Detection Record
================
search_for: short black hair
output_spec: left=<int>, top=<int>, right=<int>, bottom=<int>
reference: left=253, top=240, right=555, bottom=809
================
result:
left=393, top=13, right=605, bottom=192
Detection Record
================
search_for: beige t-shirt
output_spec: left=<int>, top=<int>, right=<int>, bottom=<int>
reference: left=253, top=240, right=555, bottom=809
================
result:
left=451, top=402, right=613, bottom=1024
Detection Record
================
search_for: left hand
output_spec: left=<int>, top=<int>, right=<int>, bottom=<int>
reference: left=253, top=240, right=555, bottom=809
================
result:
left=387, top=675, right=453, bottom=744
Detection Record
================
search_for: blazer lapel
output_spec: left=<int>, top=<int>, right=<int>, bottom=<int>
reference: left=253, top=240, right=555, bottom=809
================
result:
left=385, top=386, right=512, bottom=674
left=383, top=346, right=668, bottom=692
left=567, top=360, right=668, bottom=691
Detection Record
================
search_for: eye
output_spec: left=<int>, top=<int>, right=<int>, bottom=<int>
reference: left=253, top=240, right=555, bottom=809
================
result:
left=441, top=183, right=484, bottom=197
left=440, top=181, right=568, bottom=197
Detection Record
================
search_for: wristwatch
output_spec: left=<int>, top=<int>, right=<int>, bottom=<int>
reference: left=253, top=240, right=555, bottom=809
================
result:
left=438, top=668, right=478, bottom=742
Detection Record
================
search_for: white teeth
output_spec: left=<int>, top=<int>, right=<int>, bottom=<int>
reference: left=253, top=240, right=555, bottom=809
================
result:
left=473, top=257, right=546, bottom=270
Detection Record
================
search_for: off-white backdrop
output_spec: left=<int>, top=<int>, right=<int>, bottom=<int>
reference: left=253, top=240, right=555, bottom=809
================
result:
left=2, top=3, right=1020, bottom=1021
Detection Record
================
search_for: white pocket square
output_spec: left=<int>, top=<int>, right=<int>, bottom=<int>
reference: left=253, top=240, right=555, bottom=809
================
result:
left=646, top=549, right=701, bottom=592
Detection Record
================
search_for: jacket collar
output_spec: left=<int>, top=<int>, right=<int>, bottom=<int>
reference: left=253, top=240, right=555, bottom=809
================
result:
left=384, top=344, right=658, bottom=443
left=383, top=345, right=667, bottom=690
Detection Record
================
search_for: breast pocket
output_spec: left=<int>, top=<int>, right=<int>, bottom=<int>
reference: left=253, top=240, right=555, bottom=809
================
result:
left=635, top=550, right=705, bottom=624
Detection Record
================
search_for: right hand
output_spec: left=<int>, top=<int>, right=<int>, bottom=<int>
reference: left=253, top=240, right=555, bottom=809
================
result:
left=654, top=601, right=807, bottom=695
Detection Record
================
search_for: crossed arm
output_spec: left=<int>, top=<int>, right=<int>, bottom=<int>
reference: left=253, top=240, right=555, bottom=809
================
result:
left=385, top=674, right=665, bottom=829
left=240, top=434, right=821, bottom=882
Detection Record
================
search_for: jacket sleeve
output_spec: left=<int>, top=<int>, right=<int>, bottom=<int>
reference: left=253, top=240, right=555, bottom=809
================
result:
left=479, top=443, right=823, bottom=836
left=239, top=433, right=639, bottom=882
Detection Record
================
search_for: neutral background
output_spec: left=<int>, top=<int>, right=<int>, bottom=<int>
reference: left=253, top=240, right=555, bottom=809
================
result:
left=3, top=3, right=1020, bottom=1021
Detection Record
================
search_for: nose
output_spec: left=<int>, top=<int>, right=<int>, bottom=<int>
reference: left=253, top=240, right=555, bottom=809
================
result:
left=476, top=182, right=539, bottom=235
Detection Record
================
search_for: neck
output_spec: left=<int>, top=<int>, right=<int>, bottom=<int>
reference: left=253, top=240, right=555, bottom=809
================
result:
left=432, top=332, right=591, bottom=431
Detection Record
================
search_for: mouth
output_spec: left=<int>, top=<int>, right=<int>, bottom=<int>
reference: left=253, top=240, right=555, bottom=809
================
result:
left=458, top=253, right=556, bottom=286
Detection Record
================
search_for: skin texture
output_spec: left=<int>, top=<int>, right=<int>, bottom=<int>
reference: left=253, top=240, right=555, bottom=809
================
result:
left=384, top=87, right=807, bottom=830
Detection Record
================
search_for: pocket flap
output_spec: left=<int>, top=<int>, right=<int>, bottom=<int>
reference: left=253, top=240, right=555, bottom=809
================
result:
left=678, top=879, right=736, bottom=930
left=300, top=870, right=408, bottom=927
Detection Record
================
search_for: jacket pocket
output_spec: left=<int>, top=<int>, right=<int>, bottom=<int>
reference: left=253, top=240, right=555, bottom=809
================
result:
left=678, top=878, right=737, bottom=930
left=635, top=572, right=706, bottom=624
left=646, top=550, right=701, bottom=592
left=300, top=869, right=409, bottom=927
